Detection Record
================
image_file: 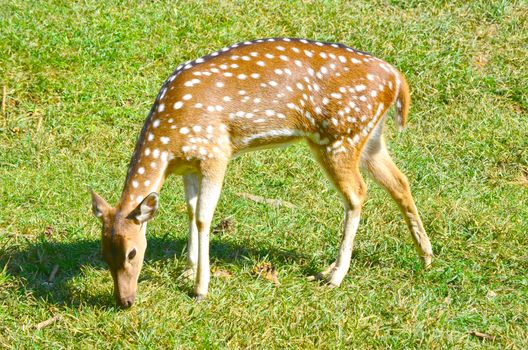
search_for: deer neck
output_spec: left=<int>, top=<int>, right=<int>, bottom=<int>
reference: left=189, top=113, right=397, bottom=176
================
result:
left=118, top=136, right=169, bottom=213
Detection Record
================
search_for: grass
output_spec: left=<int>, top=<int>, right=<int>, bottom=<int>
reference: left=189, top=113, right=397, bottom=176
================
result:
left=1, top=0, right=527, bottom=348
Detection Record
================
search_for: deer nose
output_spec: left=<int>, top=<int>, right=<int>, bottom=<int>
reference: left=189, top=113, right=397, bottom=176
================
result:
left=118, top=295, right=135, bottom=308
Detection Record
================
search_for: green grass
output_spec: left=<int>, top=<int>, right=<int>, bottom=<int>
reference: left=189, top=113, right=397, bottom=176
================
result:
left=1, top=0, right=527, bottom=348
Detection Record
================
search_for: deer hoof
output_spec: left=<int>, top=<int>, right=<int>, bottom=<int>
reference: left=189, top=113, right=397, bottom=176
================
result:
left=422, top=255, right=433, bottom=269
left=194, top=294, right=207, bottom=302
left=326, top=281, right=340, bottom=289
left=307, top=262, right=337, bottom=283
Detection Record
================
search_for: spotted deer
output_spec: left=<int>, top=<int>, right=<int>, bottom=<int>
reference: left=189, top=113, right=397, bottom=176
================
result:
left=91, top=38, right=433, bottom=308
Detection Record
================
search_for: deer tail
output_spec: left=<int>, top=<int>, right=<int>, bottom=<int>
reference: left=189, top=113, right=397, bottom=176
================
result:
left=394, top=70, right=410, bottom=131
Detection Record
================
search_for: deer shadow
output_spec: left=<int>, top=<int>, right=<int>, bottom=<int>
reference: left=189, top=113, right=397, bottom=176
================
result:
left=0, top=232, right=313, bottom=309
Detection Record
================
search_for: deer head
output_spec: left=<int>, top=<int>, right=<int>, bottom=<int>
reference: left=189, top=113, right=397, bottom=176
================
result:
left=90, top=190, right=159, bottom=308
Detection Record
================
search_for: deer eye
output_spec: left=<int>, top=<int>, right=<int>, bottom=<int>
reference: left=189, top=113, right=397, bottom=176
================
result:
left=127, top=248, right=137, bottom=260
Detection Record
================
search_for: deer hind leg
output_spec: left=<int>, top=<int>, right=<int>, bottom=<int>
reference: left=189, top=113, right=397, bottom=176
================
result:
left=309, top=143, right=367, bottom=287
left=361, top=131, right=433, bottom=267
left=194, top=159, right=227, bottom=298
left=182, top=173, right=200, bottom=280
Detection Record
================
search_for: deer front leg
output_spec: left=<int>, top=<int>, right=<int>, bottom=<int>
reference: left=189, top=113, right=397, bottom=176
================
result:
left=182, top=174, right=200, bottom=280
left=194, top=162, right=226, bottom=299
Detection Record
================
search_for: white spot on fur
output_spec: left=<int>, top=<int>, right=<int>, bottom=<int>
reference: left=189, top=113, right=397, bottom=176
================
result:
left=355, top=84, right=366, bottom=92
left=173, top=101, right=183, bottom=109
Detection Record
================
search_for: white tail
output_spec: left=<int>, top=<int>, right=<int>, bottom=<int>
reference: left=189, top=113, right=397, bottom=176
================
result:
left=91, top=38, right=433, bottom=307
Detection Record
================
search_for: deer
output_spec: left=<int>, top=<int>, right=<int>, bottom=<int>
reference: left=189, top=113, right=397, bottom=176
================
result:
left=91, top=38, right=433, bottom=308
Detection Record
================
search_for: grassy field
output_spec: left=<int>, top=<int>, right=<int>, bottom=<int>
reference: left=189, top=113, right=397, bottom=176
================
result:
left=1, top=0, right=527, bottom=348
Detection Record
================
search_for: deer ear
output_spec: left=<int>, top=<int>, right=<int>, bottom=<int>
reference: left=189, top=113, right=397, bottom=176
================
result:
left=127, top=193, right=159, bottom=224
left=91, top=190, right=111, bottom=219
